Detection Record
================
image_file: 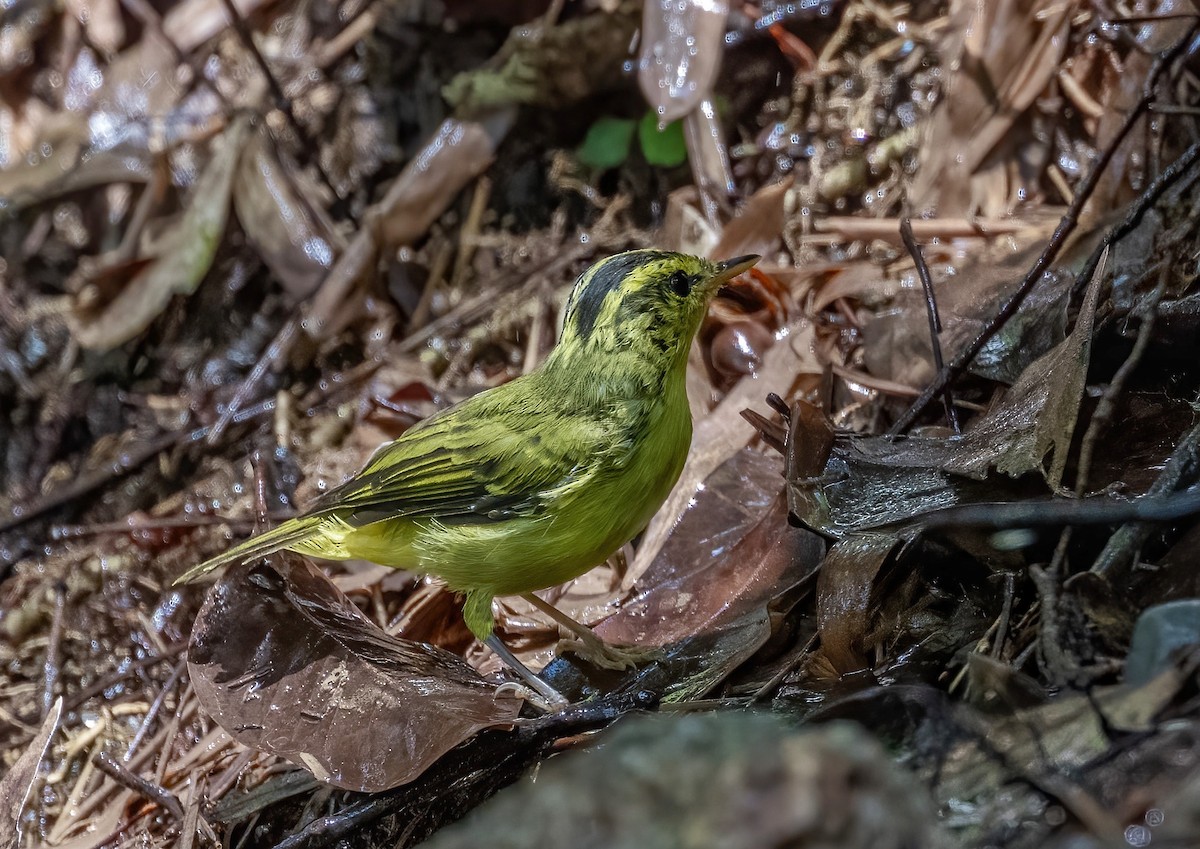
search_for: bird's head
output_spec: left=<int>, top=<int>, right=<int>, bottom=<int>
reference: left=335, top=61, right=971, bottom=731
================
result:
left=549, top=250, right=760, bottom=372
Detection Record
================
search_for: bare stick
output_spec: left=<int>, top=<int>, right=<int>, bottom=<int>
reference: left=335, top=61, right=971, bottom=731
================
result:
left=93, top=751, right=186, bottom=822
left=899, top=217, right=959, bottom=432
left=215, top=0, right=346, bottom=213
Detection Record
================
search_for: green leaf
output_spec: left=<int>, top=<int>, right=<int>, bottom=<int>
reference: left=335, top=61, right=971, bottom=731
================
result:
left=577, top=117, right=636, bottom=170
left=638, top=112, right=688, bottom=168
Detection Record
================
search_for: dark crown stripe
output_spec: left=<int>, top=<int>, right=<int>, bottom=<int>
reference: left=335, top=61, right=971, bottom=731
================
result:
left=569, top=250, right=672, bottom=341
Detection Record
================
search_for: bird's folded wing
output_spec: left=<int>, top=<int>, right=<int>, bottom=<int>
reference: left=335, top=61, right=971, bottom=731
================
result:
left=309, top=408, right=601, bottom=526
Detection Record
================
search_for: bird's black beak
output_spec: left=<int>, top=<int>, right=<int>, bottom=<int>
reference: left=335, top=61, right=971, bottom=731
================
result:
left=712, top=254, right=761, bottom=284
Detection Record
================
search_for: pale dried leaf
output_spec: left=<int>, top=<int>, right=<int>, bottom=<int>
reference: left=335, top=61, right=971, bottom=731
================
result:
left=638, top=0, right=728, bottom=126
left=0, top=698, right=60, bottom=849
left=70, top=118, right=249, bottom=350
left=234, top=128, right=341, bottom=300
left=303, top=118, right=499, bottom=340
left=911, top=0, right=1072, bottom=216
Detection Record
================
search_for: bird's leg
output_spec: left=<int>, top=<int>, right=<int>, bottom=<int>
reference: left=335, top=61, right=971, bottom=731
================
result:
left=519, top=592, right=660, bottom=671
left=463, top=589, right=567, bottom=706
left=464, top=589, right=568, bottom=707
left=485, top=635, right=568, bottom=709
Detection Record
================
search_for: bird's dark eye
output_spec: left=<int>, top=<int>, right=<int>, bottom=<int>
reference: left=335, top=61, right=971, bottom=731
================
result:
left=668, top=270, right=692, bottom=297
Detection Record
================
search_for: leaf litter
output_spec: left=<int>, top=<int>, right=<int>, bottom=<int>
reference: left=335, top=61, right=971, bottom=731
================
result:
left=3, top=1, right=1200, bottom=848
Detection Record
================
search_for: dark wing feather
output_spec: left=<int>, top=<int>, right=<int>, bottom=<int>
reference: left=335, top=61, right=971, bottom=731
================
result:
left=308, top=386, right=602, bottom=527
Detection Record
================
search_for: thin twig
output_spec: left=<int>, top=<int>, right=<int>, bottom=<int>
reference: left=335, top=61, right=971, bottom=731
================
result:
left=917, top=484, right=1200, bottom=529
left=124, top=659, right=186, bottom=761
left=205, top=318, right=299, bottom=445
left=899, top=217, right=959, bottom=432
left=42, top=582, right=67, bottom=718
left=749, top=633, right=817, bottom=703
left=1077, top=271, right=1171, bottom=497
left=1030, top=564, right=1076, bottom=688
left=991, top=572, right=1016, bottom=660
left=215, top=0, right=346, bottom=214
left=888, top=29, right=1200, bottom=435
left=63, top=643, right=187, bottom=714
left=51, top=513, right=292, bottom=541
left=1091, top=412, right=1200, bottom=579
left=93, top=750, right=186, bottom=822
left=0, top=399, right=276, bottom=536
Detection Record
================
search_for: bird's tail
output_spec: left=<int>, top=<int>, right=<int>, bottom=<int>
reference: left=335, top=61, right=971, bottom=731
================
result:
left=173, top=515, right=325, bottom=585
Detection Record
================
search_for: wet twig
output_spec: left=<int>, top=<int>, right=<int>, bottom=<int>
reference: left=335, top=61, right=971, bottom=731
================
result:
left=1076, top=267, right=1169, bottom=497
left=1091, top=413, right=1200, bottom=580
left=1029, top=564, right=1076, bottom=687
left=991, top=572, right=1016, bottom=660
left=0, top=399, right=277, bottom=536
left=899, top=217, right=959, bottom=433
left=916, top=483, right=1200, bottom=529
left=124, top=660, right=187, bottom=761
left=205, top=320, right=298, bottom=446
left=63, top=643, right=188, bottom=715
left=42, top=581, right=67, bottom=719
left=94, top=750, right=186, bottom=821
left=51, top=514, right=291, bottom=542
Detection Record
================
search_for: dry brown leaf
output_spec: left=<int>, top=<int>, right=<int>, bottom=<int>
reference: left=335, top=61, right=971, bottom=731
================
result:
left=910, top=0, right=1073, bottom=216
left=303, top=118, right=498, bottom=340
left=188, top=555, right=520, bottom=792
left=710, top=177, right=793, bottom=261
left=234, top=128, right=342, bottom=301
left=814, top=534, right=902, bottom=674
left=628, top=318, right=819, bottom=588
left=0, top=698, right=60, bottom=849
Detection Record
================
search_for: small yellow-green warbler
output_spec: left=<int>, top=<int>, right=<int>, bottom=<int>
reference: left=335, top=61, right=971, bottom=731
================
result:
left=177, top=250, right=759, bottom=673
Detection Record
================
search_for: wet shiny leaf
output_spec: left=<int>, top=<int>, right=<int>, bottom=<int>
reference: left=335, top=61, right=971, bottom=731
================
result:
left=602, top=449, right=820, bottom=649
left=188, top=555, right=520, bottom=792
left=631, top=319, right=819, bottom=582
left=233, top=128, right=341, bottom=301
left=638, top=0, right=728, bottom=126
left=815, top=533, right=902, bottom=674
left=543, top=448, right=822, bottom=702
left=795, top=266, right=1104, bottom=536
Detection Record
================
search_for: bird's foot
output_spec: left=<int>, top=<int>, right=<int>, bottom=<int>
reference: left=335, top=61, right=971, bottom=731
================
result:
left=556, top=633, right=661, bottom=671
left=493, top=681, right=562, bottom=714
left=486, top=635, right=569, bottom=709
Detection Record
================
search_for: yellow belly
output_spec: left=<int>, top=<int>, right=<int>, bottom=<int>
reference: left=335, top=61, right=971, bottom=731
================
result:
left=300, top=395, right=691, bottom=597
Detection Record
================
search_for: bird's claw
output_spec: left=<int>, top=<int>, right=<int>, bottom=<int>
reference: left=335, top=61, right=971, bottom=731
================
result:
left=557, top=636, right=661, bottom=671
left=493, top=681, right=567, bottom=713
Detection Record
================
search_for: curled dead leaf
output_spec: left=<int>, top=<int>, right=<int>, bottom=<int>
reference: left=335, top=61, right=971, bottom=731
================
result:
left=638, top=0, right=728, bottom=126
left=234, top=128, right=342, bottom=301
left=69, top=118, right=249, bottom=350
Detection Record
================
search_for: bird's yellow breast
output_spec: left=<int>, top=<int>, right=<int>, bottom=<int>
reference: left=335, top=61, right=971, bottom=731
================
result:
left=306, top=381, right=692, bottom=596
